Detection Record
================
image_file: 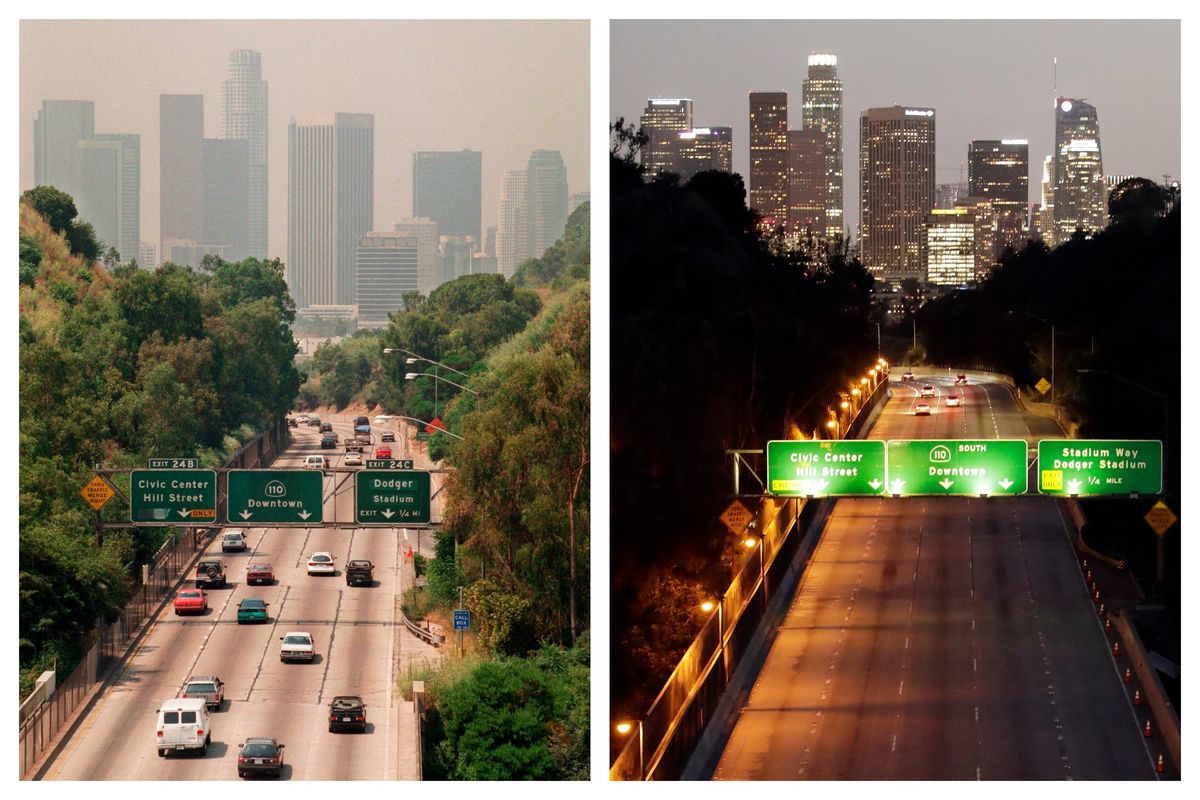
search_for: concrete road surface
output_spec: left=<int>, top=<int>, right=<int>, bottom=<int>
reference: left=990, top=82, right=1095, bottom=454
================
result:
left=44, top=419, right=442, bottom=780
left=712, top=372, right=1156, bottom=780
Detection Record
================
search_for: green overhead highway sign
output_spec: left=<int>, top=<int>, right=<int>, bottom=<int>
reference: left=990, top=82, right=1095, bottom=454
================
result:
left=886, top=439, right=1027, bottom=496
left=227, top=470, right=324, bottom=524
left=356, top=470, right=431, bottom=525
left=766, top=440, right=887, bottom=496
left=1037, top=439, right=1162, bottom=497
left=130, top=469, right=217, bottom=524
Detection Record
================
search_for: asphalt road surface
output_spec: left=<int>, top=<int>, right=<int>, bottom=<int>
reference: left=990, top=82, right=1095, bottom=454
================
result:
left=712, top=371, right=1156, bottom=780
left=44, top=417, right=440, bottom=780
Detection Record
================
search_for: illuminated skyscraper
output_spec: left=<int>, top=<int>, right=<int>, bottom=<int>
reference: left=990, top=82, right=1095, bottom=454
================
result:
left=859, top=106, right=936, bottom=282
left=924, top=207, right=975, bottom=286
left=639, top=98, right=693, bottom=176
left=748, top=91, right=789, bottom=229
left=802, top=54, right=844, bottom=240
left=1050, top=97, right=1106, bottom=245
left=968, top=139, right=1029, bottom=257
left=786, top=128, right=827, bottom=240
left=222, top=49, right=268, bottom=258
left=674, top=127, right=733, bottom=181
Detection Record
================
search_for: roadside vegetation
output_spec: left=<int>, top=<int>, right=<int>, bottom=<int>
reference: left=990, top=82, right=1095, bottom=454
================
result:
left=18, top=188, right=299, bottom=698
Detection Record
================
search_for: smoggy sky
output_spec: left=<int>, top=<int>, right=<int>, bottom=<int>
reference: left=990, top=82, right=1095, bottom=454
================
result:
left=611, top=19, right=1180, bottom=236
left=20, top=19, right=589, bottom=262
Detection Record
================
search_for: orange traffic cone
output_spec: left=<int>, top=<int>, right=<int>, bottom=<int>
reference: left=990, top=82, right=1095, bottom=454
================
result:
left=1133, top=689, right=1142, bottom=706
left=1098, top=603, right=1106, bottom=618
left=1156, top=754, right=1165, bottom=773
left=1113, top=641, right=1121, bottom=657
left=1143, top=719, right=1153, bottom=738
left=1086, top=569, right=1093, bottom=584
left=1082, top=559, right=1089, bottom=570
left=1124, top=668, right=1133, bottom=684
left=1093, top=589, right=1101, bottom=604
left=1104, top=617, right=1112, bottom=632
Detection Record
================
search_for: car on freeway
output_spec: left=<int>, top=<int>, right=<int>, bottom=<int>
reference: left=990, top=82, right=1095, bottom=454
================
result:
left=287, top=417, right=298, bottom=428
left=346, top=559, right=374, bottom=587
left=380, top=430, right=396, bottom=442
left=304, top=454, right=327, bottom=470
left=920, top=385, right=936, bottom=398
left=328, top=696, right=367, bottom=733
left=279, top=631, right=315, bottom=662
left=914, top=402, right=932, bottom=416
left=946, top=394, right=962, bottom=407
left=902, top=371, right=915, bottom=381
left=344, top=450, right=363, bottom=467
left=221, top=529, right=247, bottom=552
left=307, top=551, right=336, bottom=575
left=294, top=414, right=310, bottom=424
left=320, top=433, right=337, bottom=449
left=173, top=589, right=207, bottom=616
left=156, top=697, right=211, bottom=757
left=955, top=374, right=969, bottom=385
left=246, top=562, right=274, bottom=585
left=179, top=676, right=224, bottom=710
left=307, top=417, right=322, bottom=427
left=374, top=446, right=392, bottom=459
left=237, top=737, right=285, bottom=779
left=237, top=598, right=270, bottom=624
left=195, top=560, right=227, bottom=589
left=319, top=422, right=333, bottom=433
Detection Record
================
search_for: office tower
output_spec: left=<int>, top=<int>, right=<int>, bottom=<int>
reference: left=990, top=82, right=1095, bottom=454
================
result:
left=33, top=100, right=94, bottom=196
left=526, top=150, right=568, bottom=260
left=413, top=150, right=482, bottom=241
left=957, top=196, right=998, bottom=278
left=392, top=218, right=440, bottom=295
left=203, top=138, right=251, bottom=262
left=570, top=192, right=590, bottom=213
left=496, top=169, right=527, bottom=278
left=473, top=251, right=498, bottom=275
left=924, top=207, right=976, bottom=286
left=355, top=233, right=419, bottom=327
left=1037, top=155, right=1054, bottom=242
left=223, top=50, right=268, bottom=259
left=786, top=128, right=827, bottom=240
left=160, top=95, right=206, bottom=253
left=287, top=113, right=374, bottom=309
left=674, top=127, right=733, bottom=181
left=639, top=98, right=693, bottom=176
left=859, top=106, right=936, bottom=281
left=802, top=54, right=844, bottom=239
left=484, top=225, right=497, bottom=258
left=935, top=182, right=969, bottom=209
left=1050, top=97, right=1106, bottom=245
left=440, top=235, right=478, bottom=283
left=77, top=134, right=139, bottom=262
left=748, top=91, right=789, bottom=229
left=138, top=240, right=157, bottom=269
left=968, top=139, right=1029, bottom=257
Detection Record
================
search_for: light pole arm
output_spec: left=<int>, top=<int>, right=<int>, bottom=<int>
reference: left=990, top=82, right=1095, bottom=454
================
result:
left=383, top=347, right=470, bottom=378
left=406, top=371, right=479, bottom=396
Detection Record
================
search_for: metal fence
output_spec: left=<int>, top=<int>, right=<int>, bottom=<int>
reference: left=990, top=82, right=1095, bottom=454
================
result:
left=18, top=421, right=287, bottom=779
left=610, top=376, right=889, bottom=781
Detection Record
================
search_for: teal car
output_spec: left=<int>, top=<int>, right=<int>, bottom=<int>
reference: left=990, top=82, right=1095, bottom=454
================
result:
left=236, top=598, right=269, bottom=624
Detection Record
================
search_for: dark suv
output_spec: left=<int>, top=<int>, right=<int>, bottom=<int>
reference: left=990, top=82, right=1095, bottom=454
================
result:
left=328, top=696, right=367, bottom=732
left=346, top=560, right=374, bottom=587
left=195, top=560, right=227, bottom=589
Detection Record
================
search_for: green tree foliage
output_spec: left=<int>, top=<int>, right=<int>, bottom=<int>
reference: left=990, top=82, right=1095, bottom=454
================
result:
left=22, top=186, right=102, bottom=261
left=19, top=233, right=42, bottom=286
left=511, top=202, right=590, bottom=289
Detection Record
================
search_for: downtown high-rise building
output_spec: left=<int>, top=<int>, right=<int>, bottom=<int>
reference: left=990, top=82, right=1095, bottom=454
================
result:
left=748, top=91, right=789, bottom=229
left=392, top=218, right=441, bottom=296
left=203, top=138, right=251, bottom=261
left=525, top=149, right=569, bottom=262
left=968, top=139, right=1029, bottom=257
left=639, top=98, right=693, bottom=176
left=33, top=100, right=94, bottom=196
left=674, top=127, right=733, bottom=181
left=287, top=112, right=374, bottom=309
left=801, top=54, right=844, bottom=240
left=786, top=127, right=827, bottom=240
left=924, top=207, right=976, bottom=286
left=1049, top=97, right=1106, bottom=246
left=355, top=232, right=419, bottom=328
left=859, top=106, right=936, bottom=282
left=413, top=150, right=483, bottom=241
left=496, top=168, right=527, bottom=278
left=222, top=49, right=269, bottom=259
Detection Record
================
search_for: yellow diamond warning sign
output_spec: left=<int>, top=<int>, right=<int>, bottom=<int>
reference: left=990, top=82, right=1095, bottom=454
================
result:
left=720, top=500, right=753, bottom=535
left=1144, top=500, right=1177, bottom=537
left=1035, top=377, right=1052, bottom=395
left=80, top=475, right=115, bottom=511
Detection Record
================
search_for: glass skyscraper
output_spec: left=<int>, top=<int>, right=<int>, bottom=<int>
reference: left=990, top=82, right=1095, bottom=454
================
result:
left=412, top=150, right=482, bottom=242
left=639, top=98, right=693, bottom=176
left=802, top=54, right=844, bottom=241
left=968, top=139, right=1029, bottom=257
left=222, top=50, right=269, bottom=259
left=748, top=91, right=789, bottom=230
left=1050, top=97, right=1106, bottom=246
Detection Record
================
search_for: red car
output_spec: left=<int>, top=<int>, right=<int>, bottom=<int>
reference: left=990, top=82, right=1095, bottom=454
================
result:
left=174, top=589, right=208, bottom=616
left=246, top=562, right=275, bottom=586
left=374, top=446, right=392, bottom=459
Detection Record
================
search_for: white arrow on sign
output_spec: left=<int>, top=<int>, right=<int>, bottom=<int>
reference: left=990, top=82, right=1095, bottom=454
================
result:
left=869, top=479, right=883, bottom=491
left=999, top=478, right=1013, bottom=490
left=239, top=510, right=253, bottom=520
left=177, top=509, right=191, bottom=518
left=298, top=511, right=311, bottom=521
left=381, top=509, right=395, bottom=519
left=939, top=479, right=954, bottom=490
left=1067, top=479, right=1082, bottom=495
left=890, top=479, right=905, bottom=494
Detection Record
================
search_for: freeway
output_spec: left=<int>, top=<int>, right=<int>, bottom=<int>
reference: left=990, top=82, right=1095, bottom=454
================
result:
left=711, top=372, right=1156, bottom=780
left=43, top=416, right=440, bottom=780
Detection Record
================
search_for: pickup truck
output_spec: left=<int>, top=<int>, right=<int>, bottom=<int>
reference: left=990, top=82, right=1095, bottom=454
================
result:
left=180, top=675, right=225, bottom=710
left=346, top=560, right=374, bottom=587
left=195, top=560, right=227, bottom=589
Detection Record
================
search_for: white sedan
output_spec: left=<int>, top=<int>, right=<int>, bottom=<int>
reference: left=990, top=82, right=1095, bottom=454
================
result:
left=279, top=631, right=315, bottom=662
left=946, top=394, right=962, bottom=407
left=344, top=451, right=363, bottom=466
left=920, top=385, right=936, bottom=398
left=306, top=552, right=336, bottom=576
left=914, top=402, right=932, bottom=416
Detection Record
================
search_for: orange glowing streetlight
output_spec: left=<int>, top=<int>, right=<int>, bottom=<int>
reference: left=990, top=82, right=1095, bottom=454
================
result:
left=700, top=600, right=715, bottom=613
left=616, top=722, right=633, bottom=735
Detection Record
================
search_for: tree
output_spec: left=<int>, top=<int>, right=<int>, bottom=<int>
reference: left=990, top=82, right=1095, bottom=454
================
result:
left=21, top=186, right=78, bottom=233
left=1108, top=177, right=1170, bottom=228
left=609, top=117, right=648, bottom=165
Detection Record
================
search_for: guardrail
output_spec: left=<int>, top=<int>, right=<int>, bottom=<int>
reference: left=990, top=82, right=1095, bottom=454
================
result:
left=610, top=375, right=890, bottom=780
left=401, top=613, right=446, bottom=646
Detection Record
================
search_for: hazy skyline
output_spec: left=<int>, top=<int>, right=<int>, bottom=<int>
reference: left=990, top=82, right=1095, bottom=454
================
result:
left=20, top=19, right=589, bottom=263
left=611, top=19, right=1180, bottom=237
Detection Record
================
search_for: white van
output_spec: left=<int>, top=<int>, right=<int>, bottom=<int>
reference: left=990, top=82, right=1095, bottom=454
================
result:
left=155, top=696, right=211, bottom=757
left=304, top=454, right=327, bottom=470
